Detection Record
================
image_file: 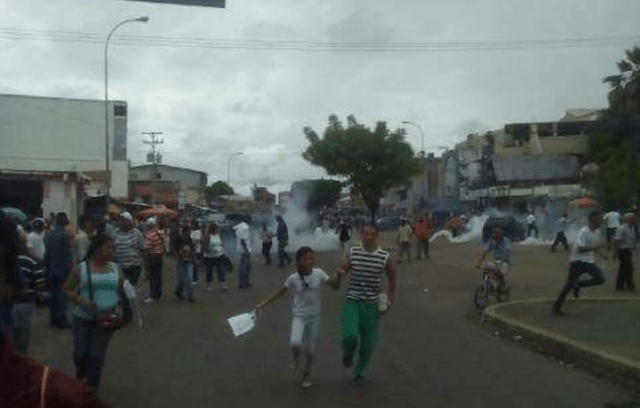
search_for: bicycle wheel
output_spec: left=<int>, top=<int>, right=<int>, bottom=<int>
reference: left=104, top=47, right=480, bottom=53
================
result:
left=474, top=284, right=489, bottom=309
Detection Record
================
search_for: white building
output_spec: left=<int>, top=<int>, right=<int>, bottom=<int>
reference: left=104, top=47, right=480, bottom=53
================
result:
left=0, top=94, right=128, bottom=220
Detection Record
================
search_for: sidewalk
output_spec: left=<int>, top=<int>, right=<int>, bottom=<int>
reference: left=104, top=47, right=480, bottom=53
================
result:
left=483, top=297, right=640, bottom=385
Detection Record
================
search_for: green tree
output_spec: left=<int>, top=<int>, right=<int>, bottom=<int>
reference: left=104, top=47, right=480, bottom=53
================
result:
left=302, top=115, right=422, bottom=222
left=291, top=179, right=343, bottom=215
left=603, top=45, right=640, bottom=119
left=204, top=180, right=234, bottom=202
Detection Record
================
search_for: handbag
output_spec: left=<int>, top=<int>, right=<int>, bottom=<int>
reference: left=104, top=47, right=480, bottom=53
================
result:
left=85, top=262, right=128, bottom=331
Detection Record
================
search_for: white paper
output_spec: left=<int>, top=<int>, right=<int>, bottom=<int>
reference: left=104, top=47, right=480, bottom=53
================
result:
left=227, top=311, right=256, bottom=337
left=123, top=279, right=143, bottom=328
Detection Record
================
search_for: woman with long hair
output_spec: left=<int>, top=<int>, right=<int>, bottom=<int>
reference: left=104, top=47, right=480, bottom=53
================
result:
left=64, top=233, right=124, bottom=393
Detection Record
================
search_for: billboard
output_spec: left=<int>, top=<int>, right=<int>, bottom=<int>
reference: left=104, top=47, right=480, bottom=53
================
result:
left=122, top=0, right=225, bottom=7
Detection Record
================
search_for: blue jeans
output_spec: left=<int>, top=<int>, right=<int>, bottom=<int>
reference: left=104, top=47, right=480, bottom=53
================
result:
left=554, top=261, right=605, bottom=309
left=238, top=254, right=252, bottom=288
left=49, top=274, right=68, bottom=326
left=277, top=242, right=291, bottom=267
left=11, top=302, right=34, bottom=354
left=72, top=316, right=112, bottom=391
left=176, top=261, right=194, bottom=300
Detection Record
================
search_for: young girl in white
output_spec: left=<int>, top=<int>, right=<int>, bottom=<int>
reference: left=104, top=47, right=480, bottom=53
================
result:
left=256, top=246, right=342, bottom=388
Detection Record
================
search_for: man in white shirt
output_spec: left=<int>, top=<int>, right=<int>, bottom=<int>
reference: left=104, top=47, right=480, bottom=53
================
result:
left=75, top=215, right=94, bottom=263
left=603, top=209, right=621, bottom=245
left=526, top=213, right=538, bottom=239
left=26, top=219, right=46, bottom=263
left=551, top=213, right=571, bottom=252
left=190, top=222, right=204, bottom=285
left=613, top=213, right=637, bottom=291
left=234, top=220, right=253, bottom=289
left=553, top=211, right=606, bottom=316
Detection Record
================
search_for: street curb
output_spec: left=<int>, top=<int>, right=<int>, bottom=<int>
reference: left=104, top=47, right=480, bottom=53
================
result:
left=483, top=297, right=640, bottom=385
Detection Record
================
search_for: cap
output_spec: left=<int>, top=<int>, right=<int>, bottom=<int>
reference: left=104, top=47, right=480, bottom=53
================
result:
left=121, top=212, right=133, bottom=222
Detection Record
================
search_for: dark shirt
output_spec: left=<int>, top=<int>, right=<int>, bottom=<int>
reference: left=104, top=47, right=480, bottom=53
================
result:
left=47, top=226, right=71, bottom=275
left=176, top=236, right=195, bottom=262
left=277, top=221, right=289, bottom=242
left=0, top=335, right=111, bottom=407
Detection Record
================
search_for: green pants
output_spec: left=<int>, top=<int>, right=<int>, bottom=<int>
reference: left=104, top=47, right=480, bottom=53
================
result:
left=342, top=299, right=379, bottom=377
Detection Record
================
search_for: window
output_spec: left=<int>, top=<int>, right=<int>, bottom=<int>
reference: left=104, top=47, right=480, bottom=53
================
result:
left=114, top=105, right=127, bottom=117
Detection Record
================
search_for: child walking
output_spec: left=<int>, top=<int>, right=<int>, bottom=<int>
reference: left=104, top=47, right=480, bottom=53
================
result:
left=256, top=246, right=342, bottom=388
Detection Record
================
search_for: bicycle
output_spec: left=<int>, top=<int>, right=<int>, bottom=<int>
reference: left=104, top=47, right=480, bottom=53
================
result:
left=474, top=262, right=510, bottom=309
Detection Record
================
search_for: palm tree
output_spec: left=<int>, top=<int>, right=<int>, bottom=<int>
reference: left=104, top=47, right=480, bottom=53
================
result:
left=603, top=46, right=640, bottom=118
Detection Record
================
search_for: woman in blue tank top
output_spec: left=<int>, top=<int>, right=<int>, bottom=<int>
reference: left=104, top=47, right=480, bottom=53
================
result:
left=64, top=233, right=124, bottom=393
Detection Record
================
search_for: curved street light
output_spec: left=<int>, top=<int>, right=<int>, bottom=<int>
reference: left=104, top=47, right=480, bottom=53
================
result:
left=104, top=16, right=149, bottom=212
left=227, top=152, right=244, bottom=187
left=402, top=120, right=425, bottom=156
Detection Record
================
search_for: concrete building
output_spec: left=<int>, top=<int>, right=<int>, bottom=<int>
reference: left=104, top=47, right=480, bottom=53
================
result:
left=129, top=164, right=207, bottom=208
left=0, top=93, right=128, bottom=220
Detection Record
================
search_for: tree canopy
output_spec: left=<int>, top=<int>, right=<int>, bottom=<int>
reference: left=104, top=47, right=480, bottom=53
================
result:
left=302, top=115, right=422, bottom=221
left=291, top=179, right=343, bottom=216
left=204, top=180, right=234, bottom=202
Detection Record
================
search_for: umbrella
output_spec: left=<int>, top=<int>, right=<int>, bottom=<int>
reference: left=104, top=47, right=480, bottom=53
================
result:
left=1, top=207, right=27, bottom=224
left=137, top=205, right=177, bottom=219
left=569, top=197, right=597, bottom=207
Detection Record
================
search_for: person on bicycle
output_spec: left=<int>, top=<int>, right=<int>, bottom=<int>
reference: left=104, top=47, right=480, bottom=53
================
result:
left=476, top=225, right=512, bottom=292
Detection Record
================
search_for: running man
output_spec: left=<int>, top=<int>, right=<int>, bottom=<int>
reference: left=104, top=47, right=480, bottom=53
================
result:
left=552, top=211, right=606, bottom=316
left=336, top=223, right=397, bottom=383
left=551, top=213, right=571, bottom=252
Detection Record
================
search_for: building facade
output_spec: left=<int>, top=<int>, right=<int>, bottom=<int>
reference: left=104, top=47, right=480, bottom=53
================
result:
left=129, top=164, right=207, bottom=208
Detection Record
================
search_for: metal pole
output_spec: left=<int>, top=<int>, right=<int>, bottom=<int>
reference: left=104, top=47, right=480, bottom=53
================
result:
left=143, top=131, right=163, bottom=205
left=104, top=17, right=148, bottom=215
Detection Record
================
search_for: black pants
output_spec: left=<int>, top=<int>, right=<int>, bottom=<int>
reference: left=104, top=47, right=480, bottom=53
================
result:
left=527, top=224, right=538, bottom=238
left=262, top=242, right=273, bottom=265
left=148, top=255, right=163, bottom=299
left=554, top=261, right=605, bottom=309
left=123, top=266, right=141, bottom=287
left=551, top=231, right=569, bottom=251
left=616, top=249, right=635, bottom=290
left=416, top=239, right=429, bottom=259
left=204, top=256, right=226, bottom=283
left=278, top=241, right=292, bottom=267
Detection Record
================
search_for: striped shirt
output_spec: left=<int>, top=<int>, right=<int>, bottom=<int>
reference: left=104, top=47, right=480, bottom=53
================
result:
left=114, top=228, right=146, bottom=268
left=145, top=228, right=166, bottom=255
left=14, top=254, right=45, bottom=303
left=347, top=245, right=389, bottom=303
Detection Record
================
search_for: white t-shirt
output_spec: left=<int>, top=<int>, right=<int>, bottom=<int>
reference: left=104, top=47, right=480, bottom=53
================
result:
left=27, top=231, right=46, bottom=261
left=190, top=230, right=202, bottom=254
left=570, top=226, right=602, bottom=264
left=285, top=268, right=330, bottom=317
left=203, top=234, right=224, bottom=258
left=234, top=222, right=251, bottom=254
left=603, top=212, right=621, bottom=229
left=558, top=217, right=569, bottom=233
left=526, top=214, right=536, bottom=224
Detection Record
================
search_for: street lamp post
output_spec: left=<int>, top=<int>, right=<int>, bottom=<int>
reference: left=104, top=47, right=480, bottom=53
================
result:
left=227, top=152, right=244, bottom=188
left=402, top=121, right=425, bottom=155
left=104, top=16, right=148, bottom=214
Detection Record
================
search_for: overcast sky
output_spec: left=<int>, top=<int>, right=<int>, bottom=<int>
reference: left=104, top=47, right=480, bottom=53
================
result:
left=1, top=0, right=639, bottom=195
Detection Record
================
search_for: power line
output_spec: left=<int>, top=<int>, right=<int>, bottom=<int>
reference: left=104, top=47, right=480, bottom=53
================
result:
left=0, top=27, right=637, bottom=52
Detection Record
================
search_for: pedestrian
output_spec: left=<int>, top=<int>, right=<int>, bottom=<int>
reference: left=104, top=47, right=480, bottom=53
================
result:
left=113, top=212, right=146, bottom=288
left=76, top=215, right=94, bottom=264
left=336, top=223, right=396, bottom=383
left=203, top=223, right=228, bottom=291
left=335, top=219, right=352, bottom=251
left=144, top=218, right=165, bottom=303
left=276, top=215, right=292, bottom=267
left=26, top=218, right=46, bottom=263
left=476, top=225, right=512, bottom=292
left=0, top=212, right=112, bottom=407
left=412, top=216, right=432, bottom=260
left=603, top=209, right=622, bottom=248
left=396, top=218, right=412, bottom=262
left=261, top=223, right=274, bottom=266
left=552, top=211, right=607, bottom=316
left=63, top=233, right=124, bottom=393
left=613, top=213, right=637, bottom=291
left=173, top=226, right=196, bottom=303
left=256, top=246, right=342, bottom=388
left=45, top=213, right=73, bottom=329
left=11, top=230, right=45, bottom=354
left=234, top=220, right=253, bottom=289
left=526, top=212, right=538, bottom=238
left=190, top=221, right=204, bottom=286
left=551, top=213, right=571, bottom=252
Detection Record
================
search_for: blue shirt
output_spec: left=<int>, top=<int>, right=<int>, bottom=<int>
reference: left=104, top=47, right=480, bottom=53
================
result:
left=485, top=237, right=512, bottom=267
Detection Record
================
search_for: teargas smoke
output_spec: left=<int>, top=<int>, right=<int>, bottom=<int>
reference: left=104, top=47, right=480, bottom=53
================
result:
left=280, top=193, right=341, bottom=253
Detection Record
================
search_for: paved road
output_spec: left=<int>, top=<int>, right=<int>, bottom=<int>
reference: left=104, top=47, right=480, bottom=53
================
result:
left=28, top=237, right=638, bottom=407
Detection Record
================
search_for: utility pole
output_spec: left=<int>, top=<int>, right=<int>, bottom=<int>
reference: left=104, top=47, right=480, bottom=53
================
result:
left=142, top=131, right=164, bottom=205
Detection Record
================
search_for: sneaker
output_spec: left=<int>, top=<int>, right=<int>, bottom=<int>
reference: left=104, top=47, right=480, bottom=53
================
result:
left=144, top=297, right=154, bottom=304
left=552, top=306, right=565, bottom=316
left=175, top=290, right=183, bottom=300
left=192, top=281, right=198, bottom=287
left=572, top=286, right=580, bottom=299
left=220, top=284, right=229, bottom=291
left=300, top=373, right=312, bottom=389
left=342, top=354, right=353, bottom=368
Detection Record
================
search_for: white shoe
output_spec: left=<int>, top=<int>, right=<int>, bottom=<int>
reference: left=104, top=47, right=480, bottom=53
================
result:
left=144, top=298, right=154, bottom=304
left=192, top=282, right=198, bottom=287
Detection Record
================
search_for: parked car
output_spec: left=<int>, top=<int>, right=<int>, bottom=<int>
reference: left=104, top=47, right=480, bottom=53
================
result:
left=482, top=216, right=526, bottom=243
left=376, top=216, right=402, bottom=232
